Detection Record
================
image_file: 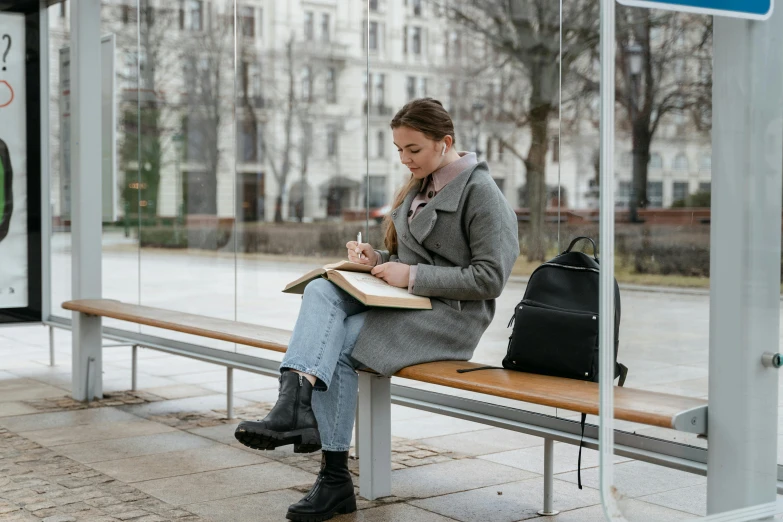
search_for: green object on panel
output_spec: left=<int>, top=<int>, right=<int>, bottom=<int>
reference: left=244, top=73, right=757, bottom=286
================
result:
left=0, top=138, right=12, bottom=242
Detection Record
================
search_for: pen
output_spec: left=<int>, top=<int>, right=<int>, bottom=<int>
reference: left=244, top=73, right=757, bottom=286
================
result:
left=356, top=232, right=365, bottom=259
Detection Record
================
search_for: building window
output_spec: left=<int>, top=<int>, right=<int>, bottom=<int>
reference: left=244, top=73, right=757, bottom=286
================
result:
left=486, top=138, right=492, bottom=161
left=493, top=178, right=505, bottom=193
left=449, top=30, right=460, bottom=59
left=304, top=11, right=314, bottom=40
left=240, top=6, right=254, bottom=38
left=327, top=124, right=338, bottom=157
left=700, top=154, right=711, bottom=171
left=369, top=21, right=379, bottom=50
left=369, top=0, right=379, bottom=11
left=377, top=131, right=385, bottom=158
left=183, top=0, right=203, bottom=31
left=673, top=153, right=689, bottom=171
left=650, top=152, right=663, bottom=169
left=374, top=73, right=385, bottom=108
left=184, top=116, right=208, bottom=163
left=406, top=76, right=415, bottom=100
left=698, top=182, right=711, bottom=193
left=673, top=181, right=688, bottom=204
left=326, top=68, right=337, bottom=104
left=551, top=136, right=560, bottom=163
left=412, top=26, right=422, bottom=55
left=403, top=25, right=408, bottom=54
left=60, top=0, right=66, bottom=17
left=647, top=181, right=663, bottom=208
left=368, top=175, right=387, bottom=207
left=413, top=0, right=422, bottom=16
left=238, top=120, right=265, bottom=163
left=617, top=181, right=631, bottom=208
left=301, top=66, right=312, bottom=102
left=417, top=77, right=427, bottom=97
left=321, top=13, right=330, bottom=42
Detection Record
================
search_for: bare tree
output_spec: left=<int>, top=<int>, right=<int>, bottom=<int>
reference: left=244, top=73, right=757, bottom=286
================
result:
left=578, top=9, right=712, bottom=219
left=444, top=0, right=599, bottom=261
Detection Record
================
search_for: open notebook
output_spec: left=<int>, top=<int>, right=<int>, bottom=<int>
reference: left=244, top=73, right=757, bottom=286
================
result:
left=283, top=260, right=432, bottom=310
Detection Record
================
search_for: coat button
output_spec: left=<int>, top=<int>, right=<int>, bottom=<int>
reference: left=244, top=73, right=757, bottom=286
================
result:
left=427, top=191, right=434, bottom=198
left=392, top=211, right=397, bottom=218
left=435, top=242, right=441, bottom=249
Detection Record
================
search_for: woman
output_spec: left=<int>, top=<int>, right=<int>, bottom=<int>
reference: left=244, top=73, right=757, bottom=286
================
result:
left=235, top=98, right=519, bottom=522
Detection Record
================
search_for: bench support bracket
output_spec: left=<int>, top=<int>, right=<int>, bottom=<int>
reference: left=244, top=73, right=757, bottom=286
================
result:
left=358, top=373, right=392, bottom=500
left=131, top=345, right=138, bottom=391
left=537, top=438, right=559, bottom=516
left=227, top=367, right=234, bottom=420
left=72, top=312, right=102, bottom=401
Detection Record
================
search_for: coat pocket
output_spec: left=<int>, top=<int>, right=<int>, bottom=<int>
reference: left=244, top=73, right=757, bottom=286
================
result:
left=503, top=300, right=598, bottom=380
left=438, top=298, right=462, bottom=312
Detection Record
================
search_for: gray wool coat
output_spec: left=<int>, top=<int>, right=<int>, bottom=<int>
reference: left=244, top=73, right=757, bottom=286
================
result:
left=350, top=161, right=520, bottom=376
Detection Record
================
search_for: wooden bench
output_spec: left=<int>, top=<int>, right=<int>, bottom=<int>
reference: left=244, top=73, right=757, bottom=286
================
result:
left=62, top=298, right=708, bottom=514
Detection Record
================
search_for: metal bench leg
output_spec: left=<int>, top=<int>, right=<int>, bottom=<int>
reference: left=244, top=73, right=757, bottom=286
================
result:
left=72, top=312, right=102, bottom=401
left=538, top=438, right=559, bottom=516
left=48, top=326, right=55, bottom=366
left=227, top=367, right=234, bottom=420
left=353, top=402, right=360, bottom=458
left=358, top=373, right=391, bottom=500
left=131, top=345, right=138, bottom=391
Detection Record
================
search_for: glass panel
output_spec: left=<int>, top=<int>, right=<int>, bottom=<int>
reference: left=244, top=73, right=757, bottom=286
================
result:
left=234, top=0, right=367, bottom=362
left=134, top=0, right=237, bottom=352
left=49, top=0, right=74, bottom=318
left=100, top=0, right=141, bottom=335
left=607, top=3, right=714, bottom=518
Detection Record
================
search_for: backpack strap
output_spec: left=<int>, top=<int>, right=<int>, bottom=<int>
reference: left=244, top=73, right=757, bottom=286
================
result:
left=578, top=413, right=586, bottom=490
left=617, top=363, right=628, bottom=387
left=576, top=364, right=627, bottom=489
left=456, top=366, right=503, bottom=374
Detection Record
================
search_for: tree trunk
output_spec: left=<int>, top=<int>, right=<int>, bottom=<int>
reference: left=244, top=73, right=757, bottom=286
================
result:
left=274, top=194, right=284, bottom=223
left=630, top=121, right=650, bottom=222
left=526, top=103, right=552, bottom=262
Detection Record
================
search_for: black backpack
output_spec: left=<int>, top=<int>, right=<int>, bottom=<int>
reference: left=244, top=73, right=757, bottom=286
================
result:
left=458, top=236, right=627, bottom=489
left=503, top=236, right=627, bottom=385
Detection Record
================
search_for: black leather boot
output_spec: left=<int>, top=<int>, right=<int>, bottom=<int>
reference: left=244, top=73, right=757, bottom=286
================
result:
left=286, top=451, right=357, bottom=522
left=234, top=371, right=321, bottom=453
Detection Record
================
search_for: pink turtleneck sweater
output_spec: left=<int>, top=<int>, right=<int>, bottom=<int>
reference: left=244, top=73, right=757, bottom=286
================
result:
left=374, top=152, right=478, bottom=293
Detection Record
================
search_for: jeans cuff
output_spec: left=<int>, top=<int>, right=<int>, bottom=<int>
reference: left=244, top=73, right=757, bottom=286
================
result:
left=280, top=363, right=331, bottom=391
left=321, top=444, right=352, bottom=452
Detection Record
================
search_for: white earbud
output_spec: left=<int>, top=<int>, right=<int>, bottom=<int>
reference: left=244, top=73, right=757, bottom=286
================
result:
left=441, top=144, right=446, bottom=156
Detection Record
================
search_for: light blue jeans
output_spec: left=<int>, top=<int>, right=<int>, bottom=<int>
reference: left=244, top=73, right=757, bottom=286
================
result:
left=280, top=278, right=369, bottom=452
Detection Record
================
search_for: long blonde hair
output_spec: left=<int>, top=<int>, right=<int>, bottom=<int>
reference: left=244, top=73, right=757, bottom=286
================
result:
left=384, top=98, right=455, bottom=254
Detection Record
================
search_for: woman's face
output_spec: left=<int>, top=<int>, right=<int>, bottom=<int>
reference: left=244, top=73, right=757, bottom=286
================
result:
left=392, top=126, right=448, bottom=180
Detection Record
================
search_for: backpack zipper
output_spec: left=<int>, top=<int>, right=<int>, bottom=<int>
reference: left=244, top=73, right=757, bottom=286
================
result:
left=541, top=262, right=600, bottom=273
left=520, top=299, right=598, bottom=317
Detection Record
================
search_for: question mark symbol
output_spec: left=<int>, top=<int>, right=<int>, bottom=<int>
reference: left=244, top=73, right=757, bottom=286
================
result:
left=2, top=35, right=11, bottom=72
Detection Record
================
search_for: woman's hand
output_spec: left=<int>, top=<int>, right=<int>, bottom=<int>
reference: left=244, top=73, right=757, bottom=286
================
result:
left=371, top=262, right=410, bottom=288
left=346, top=241, right=379, bottom=266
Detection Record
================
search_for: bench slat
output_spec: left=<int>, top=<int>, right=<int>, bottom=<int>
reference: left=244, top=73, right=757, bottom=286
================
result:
left=396, top=361, right=708, bottom=431
left=62, top=299, right=290, bottom=353
left=63, top=299, right=707, bottom=433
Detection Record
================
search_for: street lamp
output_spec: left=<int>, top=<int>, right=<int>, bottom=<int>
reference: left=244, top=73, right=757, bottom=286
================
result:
left=626, top=42, right=645, bottom=222
left=471, top=101, right=484, bottom=159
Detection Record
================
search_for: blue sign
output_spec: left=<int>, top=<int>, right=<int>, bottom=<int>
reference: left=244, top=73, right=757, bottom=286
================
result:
left=617, top=0, right=773, bottom=19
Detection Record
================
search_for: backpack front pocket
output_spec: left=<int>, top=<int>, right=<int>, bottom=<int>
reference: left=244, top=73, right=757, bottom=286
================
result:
left=503, top=300, right=599, bottom=381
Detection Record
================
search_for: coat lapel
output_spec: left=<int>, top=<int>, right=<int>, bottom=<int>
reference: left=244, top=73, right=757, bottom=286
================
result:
left=391, top=186, right=433, bottom=263
left=409, top=162, right=483, bottom=244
